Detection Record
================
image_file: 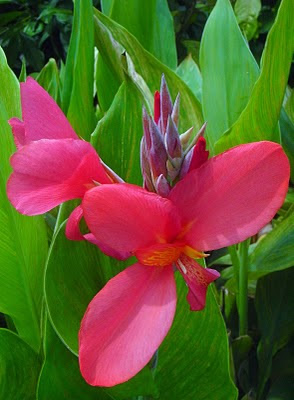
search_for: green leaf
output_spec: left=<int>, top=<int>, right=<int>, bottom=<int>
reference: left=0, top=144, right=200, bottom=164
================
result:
left=101, top=0, right=177, bottom=70
left=36, top=58, right=60, bottom=103
left=176, top=54, right=202, bottom=103
left=154, top=275, right=238, bottom=400
left=0, top=47, right=48, bottom=351
left=18, top=57, right=26, bottom=82
left=200, top=0, right=259, bottom=151
left=255, top=268, right=294, bottom=399
left=215, top=0, right=293, bottom=154
left=37, top=318, right=111, bottom=400
left=280, top=107, right=294, bottom=182
left=45, top=223, right=157, bottom=399
left=0, top=329, right=41, bottom=400
left=284, top=87, right=294, bottom=123
left=94, top=9, right=203, bottom=135
left=92, top=78, right=144, bottom=185
left=234, top=0, right=261, bottom=40
left=248, top=211, right=294, bottom=280
left=62, top=0, right=95, bottom=139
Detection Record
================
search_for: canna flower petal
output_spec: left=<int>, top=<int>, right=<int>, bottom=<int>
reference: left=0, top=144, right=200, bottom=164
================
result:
left=66, top=206, right=131, bottom=260
left=82, top=183, right=182, bottom=254
left=9, top=77, right=77, bottom=147
left=79, top=262, right=177, bottom=387
left=7, top=139, right=111, bottom=215
left=176, top=255, right=220, bottom=311
left=169, top=142, right=290, bottom=251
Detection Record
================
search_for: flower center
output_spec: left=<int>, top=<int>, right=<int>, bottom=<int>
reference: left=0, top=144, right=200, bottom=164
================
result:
left=135, top=243, right=206, bottom=267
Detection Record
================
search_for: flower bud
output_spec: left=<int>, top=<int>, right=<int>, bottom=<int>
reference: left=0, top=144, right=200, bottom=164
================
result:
left=155, top=174, right=171, bottom=197
left=165, top=116, right=182, bottom=159
left=160, top=74, right=173, bottom=135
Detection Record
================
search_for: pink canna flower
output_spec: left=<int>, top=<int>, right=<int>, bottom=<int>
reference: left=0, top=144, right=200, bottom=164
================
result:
left=6, top=78, right=120, bottom=243
left=78, top=141, right=290, bottom=387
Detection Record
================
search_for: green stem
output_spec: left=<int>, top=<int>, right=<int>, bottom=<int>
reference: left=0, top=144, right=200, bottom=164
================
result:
left=53, top=203, right=66, bottom=235
left=238, top=239, right=250, bottom=336
left=228, top=244, right=240, bottom=288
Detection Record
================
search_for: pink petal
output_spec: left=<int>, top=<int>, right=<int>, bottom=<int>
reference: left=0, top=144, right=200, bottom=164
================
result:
left=79, top=263, right=177, bottom=386
left=7, top=139, right=111, bottom=215
left=169, top=142, right=290, bottom=251
left=82, top=183, right=181, bottom=255
left=65, top=206, right=131, bottom=260
left=20, top=77, right=77, bottom=143
left=65, top=205, right=84, bottom=240
left=8, top=117, right=26, bottom=148
left=84, top=234, right=132, bottom=260
left=188, top=136, right=209, bottom=172
left=177, top=255, right=220, bottom=311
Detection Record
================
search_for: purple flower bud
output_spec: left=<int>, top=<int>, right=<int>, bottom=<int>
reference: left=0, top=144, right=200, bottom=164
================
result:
left=149, top=118, right=168, bottom=178
left=180, top=126, right=194, bottom=149
left=140, top=137, right=155, bottom=192
left=155, top=174, right=171, bottom=197
left=185, top=122, right=207, bottom=152
left=160, top=74, right=173, bottom=134
left=171, top=93, right=180, bottom=127
left=165, top=116, right=182, bottom=159
left=142, top=107, right=151, bottom=150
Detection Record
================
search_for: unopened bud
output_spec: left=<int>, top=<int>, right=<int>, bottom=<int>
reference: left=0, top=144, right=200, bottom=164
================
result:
left=142, top=107, right=151, bottom=150
left=165, top=116, right=182, bottom=159
left=154, top=91, right=160, bottom=125
left=160, top=74, right=173, bottom=134
left=180, top=126, right=194, bottom=149
left=185, top=122, right=207, bottom=153
left=149, top=118, right=168, bottom=178
left=155, top=174, right=171, bottom=197
left=140, top=137, right=155, bottom=192
left=180, top=136, right=209, bottom=179
left=171, top=93, right=180, bottom=127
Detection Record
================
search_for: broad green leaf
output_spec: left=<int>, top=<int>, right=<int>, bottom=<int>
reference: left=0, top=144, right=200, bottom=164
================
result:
left=200, top=0, right=259, bottom=151
left=92, top=78, right=144, bottom=185
left=176, top=54, right=202, bottom=103
left=235, top=0, right=261, bottom=40
left=255, top=268, right=294, bottom=399
left=249, top=211, right=294, bottom=280
left=94, top=9, right=203, bottom=135
left=284, top=87, right=294, bottom=123
left=62, top=0, right=95, bottom=139
left=36, top=58, right=60, bottom=103
left=0, top=47, right=48, bottom=351
left=37, top=318, right=111, bottom=400
left=97, top=0, right=177, bottom=111
left=101, top=0, right=177, bottom=70
left=0, top=329, right=41, bottom=400
left=44, top=223, right=158, bottom=399
left=215, top=0, right=293, bottom=153
left=155, top=275, right=238, bottom=400
left=280, top=108, right=294, bottom=182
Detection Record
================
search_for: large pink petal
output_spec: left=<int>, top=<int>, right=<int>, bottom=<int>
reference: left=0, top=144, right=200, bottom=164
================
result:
left=65, top=206, right=131, bottom=260
left=170, top=142, right=290, bottom=251
left=82, top=183, right=181, bottom=254
left=79, top=263, right=176, bottom=386
left=7, top=139, right=111, bottom=215
left=20, top=77, right=77, bottom=143
left=176, top=255, right=220, bottom=311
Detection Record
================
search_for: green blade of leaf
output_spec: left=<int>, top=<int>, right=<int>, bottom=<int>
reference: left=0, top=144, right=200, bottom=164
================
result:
left=155, top=275, right=238, bottom=400
left=280, top=107, right=294, bottom=182
left=215, top=0, right=293, bottom=154
left=62, top=0, right=95, bottom=139
left=101, top=0, right=177, bottom=70
left=176, top=54, right=202, bottom=103
left=0, top=329, right=41, bottom=400
left=249, top=211, right=294, bottom=280
left=36, top=58, right=60, bottom=104
left=0, top=47, right=48, bottom=351
left=37, top=318, right=112, bottom=400
left=94, top=9, right=203, bottom=135
left=234, top=0, right=261, bottom=40
left=200, top=0, right=259, bottom=151
left=44, top=223, right=158, bottom=399
left=255, top=268, right=294, bottom=399
left=92, top=78, right=144, bottom=185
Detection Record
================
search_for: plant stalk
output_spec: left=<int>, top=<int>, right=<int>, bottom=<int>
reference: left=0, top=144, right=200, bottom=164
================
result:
left=238, top=239, right=250, bottom=336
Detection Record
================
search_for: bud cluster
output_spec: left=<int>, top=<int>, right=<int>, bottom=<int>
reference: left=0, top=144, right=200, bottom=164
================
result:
left=140, top=75, right=209, bottom=197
